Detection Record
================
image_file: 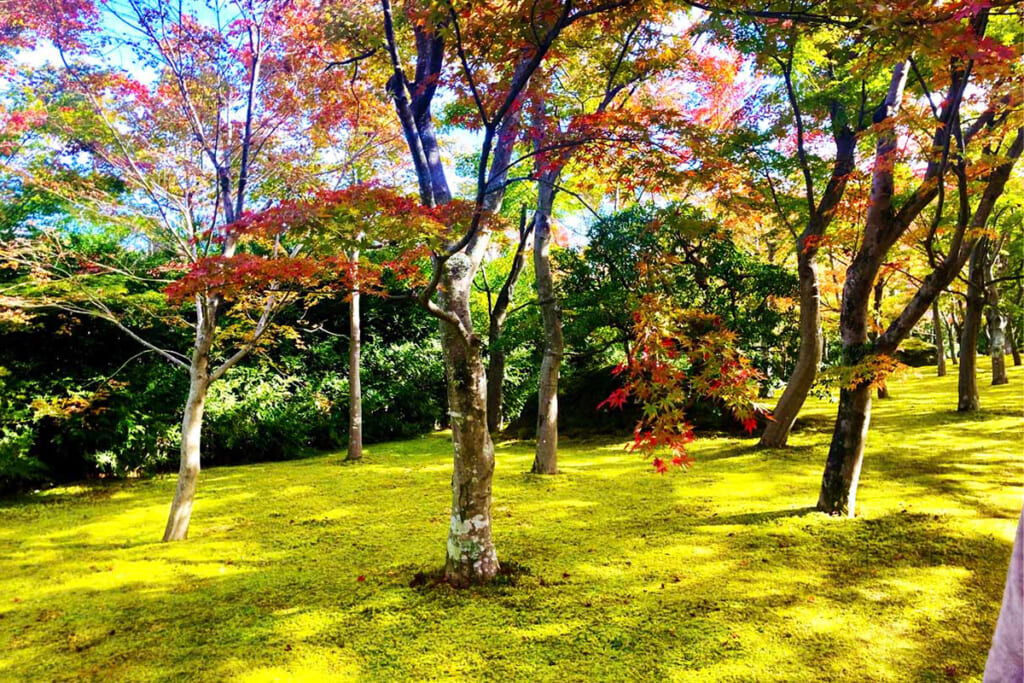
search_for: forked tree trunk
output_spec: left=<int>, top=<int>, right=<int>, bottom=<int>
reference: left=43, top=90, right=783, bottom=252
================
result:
left=760, top=250, right=822, bottom=447
left=933, top=299, right=947, bottom=377
left=816, top=61, right=909, bottom=517
left=163, top=338, right=212, bottom=541
left=485, top=208, right=532, bottom=433
left=440, top=256, right=499, bottom=587
left=532, top=178, right=563, bottom=475
left=959, top=241, right=986, bottom=411
left=347, top=256, right=363, bottom=461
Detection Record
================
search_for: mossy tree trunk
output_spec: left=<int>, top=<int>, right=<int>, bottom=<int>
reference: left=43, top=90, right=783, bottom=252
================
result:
left=440, top=256, right=498, bottom=587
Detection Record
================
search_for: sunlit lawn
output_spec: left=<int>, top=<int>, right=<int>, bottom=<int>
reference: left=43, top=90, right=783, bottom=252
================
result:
left=1, top=364, right=1022, bottom=681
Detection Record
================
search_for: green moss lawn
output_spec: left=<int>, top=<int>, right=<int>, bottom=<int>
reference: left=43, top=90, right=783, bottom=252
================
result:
left=2, top=366, right=1022, bottom=681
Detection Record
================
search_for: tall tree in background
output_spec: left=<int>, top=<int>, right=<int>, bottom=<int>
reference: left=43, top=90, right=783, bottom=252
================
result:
left=521, top=16, right=673, bottom=474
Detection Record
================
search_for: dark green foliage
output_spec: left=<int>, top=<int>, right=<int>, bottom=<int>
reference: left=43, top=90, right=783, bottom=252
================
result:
left=0, top=284, right=449, bottom=490
left=556, top=203, right=799, bottom=383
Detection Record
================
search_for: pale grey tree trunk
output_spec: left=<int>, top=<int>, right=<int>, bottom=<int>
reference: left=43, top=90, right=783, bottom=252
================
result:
left=988, top=307, right=1009, bottom=386
left=163, top=322, right=213, bottom=541
left=986, top=256, right=1009, bottom=385
left=532, top=177, right=563, bottom=475
left=440, top=256, right=499, bottom=587
left=347, top=251, right=363, bottom=461
left=946, top=309, right=954, bottom=366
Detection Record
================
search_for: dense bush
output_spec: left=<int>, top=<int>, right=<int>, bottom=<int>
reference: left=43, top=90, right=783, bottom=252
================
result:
left=0, top=294, right=449, bottom=491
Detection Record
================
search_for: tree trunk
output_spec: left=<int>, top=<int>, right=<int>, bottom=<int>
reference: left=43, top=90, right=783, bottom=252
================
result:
left=987, top=306, right=1008, bottom=385
left=946, top=309, right=959, bottom=365
left=485, top=349, right=506, bottom=433
left=818, top=258, right=877, bottom=516
left=816, top=61, right=909, bottom=516
left=958, top=241, right=986, bottom=411
left=1007, top=320, right=1022, bottom=366
left=760, top=250, right=822, bottom=447
left=817, top=383, right=872, bottom=516
left=440, top=256, right=499, bottom=587
left=872, top=278, right=890, bottom=399
left=163, top=341, right=211, bottom=542
left=485, top=208, right=532, bottom=433
left=347, top=256, right=363, bottom=461
left=532, top=178, right=563, bottom=475
left=933, top=299, right=947, bottom=377
left=986, top=259, right=1009, bottom=385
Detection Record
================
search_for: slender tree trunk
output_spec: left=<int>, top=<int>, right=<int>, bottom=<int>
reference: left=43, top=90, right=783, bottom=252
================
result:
left=532, top=178, right=563, bottom=475
left=347, top=253, right=363, bottom=461
left=163, top=333, right=212, bottom=541
left=1007, top=320, right=1022, bottom=366
left=947, top=314, right=959, bottom=365
left=760, top=250, right=822, bottom=447
left=951, top=305, right=964, bottom=364
left=440, top=257, right=499, bottom=587
left=986, top=259, right=1009, bottom=385
left=485, top=208, right=531, bottom=433
left=959, top=241, right=986, bottom=411
left=933, top=299, right=947, bottom=377
left=872, top=279, right=890, bottom=399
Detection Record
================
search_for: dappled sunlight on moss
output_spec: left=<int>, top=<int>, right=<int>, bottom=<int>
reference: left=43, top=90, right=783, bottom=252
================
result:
left=1, top=366, right=1021, bottom=680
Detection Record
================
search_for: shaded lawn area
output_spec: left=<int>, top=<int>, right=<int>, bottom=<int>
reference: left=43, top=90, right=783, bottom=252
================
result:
left=1, top=366, right=1022, bottom=681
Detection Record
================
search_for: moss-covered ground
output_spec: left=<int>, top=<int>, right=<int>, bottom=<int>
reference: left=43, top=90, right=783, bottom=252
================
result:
left=1, top=366, right=1022, bottom=681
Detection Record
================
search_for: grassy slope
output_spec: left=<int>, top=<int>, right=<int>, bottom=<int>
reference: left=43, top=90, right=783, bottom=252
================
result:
left=1, top=366, right=1021, bottom=682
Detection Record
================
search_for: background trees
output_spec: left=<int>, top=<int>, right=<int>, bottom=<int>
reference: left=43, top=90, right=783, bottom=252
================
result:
left=0, top=0, right=1021, bottom=589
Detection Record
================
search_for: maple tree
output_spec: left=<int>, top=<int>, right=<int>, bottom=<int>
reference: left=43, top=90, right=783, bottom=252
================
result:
left=320, top=0, right=689, bottom=587
left=813, top=5, right=1023, bottom=516
left=1, top=0, right=404, bottom=540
